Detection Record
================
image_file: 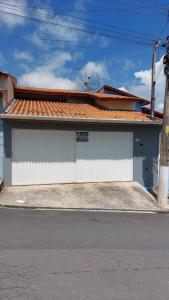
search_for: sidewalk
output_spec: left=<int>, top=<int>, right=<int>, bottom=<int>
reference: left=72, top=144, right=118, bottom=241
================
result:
left=0, top=182, right=161, bottom=212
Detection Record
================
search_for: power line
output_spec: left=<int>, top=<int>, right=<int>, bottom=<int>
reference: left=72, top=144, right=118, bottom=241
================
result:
left=0, top=0, right=168, bottom=13
left=0, top=34, right=154, bottom=50
left=2, top=0, right=157, bottom=46
left=158, top=9, right=169, bottom=37
left=0, top=0, right=167, bottom=51
left=0, top=1, right=155, bottom=42
left=0, top=9, right=154, bottom=47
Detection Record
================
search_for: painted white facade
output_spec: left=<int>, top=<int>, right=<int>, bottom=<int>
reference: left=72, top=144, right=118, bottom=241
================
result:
left=12, top=129, right=133, bottom=185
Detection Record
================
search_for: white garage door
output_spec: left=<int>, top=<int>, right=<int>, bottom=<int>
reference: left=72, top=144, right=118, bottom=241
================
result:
left=12, top=129, right=133, bottom=185
left=76, top=132, right=133, bottom=182
left=12, top=129, right=76, bottom=185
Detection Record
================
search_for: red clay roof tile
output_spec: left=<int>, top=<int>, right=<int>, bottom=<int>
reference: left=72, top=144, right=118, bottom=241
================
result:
left=4, top=99, right=159, bottom=122
left=14, top=86, right=148, bottom=104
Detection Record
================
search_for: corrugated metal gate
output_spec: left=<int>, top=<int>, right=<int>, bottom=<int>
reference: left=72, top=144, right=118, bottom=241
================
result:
left=12, top=129, right=133, bottom=185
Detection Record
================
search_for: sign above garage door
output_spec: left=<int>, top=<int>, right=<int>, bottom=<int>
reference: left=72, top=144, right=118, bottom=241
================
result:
left=76, top=132, right=89, bottom=142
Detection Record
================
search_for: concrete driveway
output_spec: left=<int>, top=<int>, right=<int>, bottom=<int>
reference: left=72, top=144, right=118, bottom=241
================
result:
left=0, top=182, right=159, bottom=211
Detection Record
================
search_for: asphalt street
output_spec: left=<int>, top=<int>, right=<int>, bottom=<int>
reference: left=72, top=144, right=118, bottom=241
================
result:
left=1, top=209, right=169, bottom=299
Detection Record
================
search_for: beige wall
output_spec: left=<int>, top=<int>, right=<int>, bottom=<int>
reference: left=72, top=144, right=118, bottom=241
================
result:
left=95, top=99, right=135, bottom=111
left=0, top=73, right=17, bottom=110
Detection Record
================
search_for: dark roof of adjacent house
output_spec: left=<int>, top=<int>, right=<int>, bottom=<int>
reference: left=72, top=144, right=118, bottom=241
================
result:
left=97, top=84, right=149, bottom=105
left=142, top=107, right=163, bottom=119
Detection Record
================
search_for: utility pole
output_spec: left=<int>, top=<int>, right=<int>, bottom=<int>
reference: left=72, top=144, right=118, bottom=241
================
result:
left=158, top=36, right=169, bottom=207
left=151, top=40, right=157, bottom=118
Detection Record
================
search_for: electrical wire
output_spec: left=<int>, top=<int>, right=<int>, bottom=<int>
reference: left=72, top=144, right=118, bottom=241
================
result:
left=0, top=0, right=168, bottom=13
left=158, top=9, right=169, bottom=37
left=0, top=1, right=156, bottom=46
left=0, top=9, right=155, bottom=47
left=0, top=1, right=155, bottom=42
left=0, top=0, right=167, bottom=50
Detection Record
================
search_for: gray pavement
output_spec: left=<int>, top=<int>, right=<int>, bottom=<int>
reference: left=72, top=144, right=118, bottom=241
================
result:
left=0, top=209, right=169, bottom=299
left=0, top=181, right=159, bottom=211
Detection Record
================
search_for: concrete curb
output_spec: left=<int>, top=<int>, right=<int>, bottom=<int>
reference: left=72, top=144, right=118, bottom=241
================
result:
left=0, top=203, right=166, bottom=213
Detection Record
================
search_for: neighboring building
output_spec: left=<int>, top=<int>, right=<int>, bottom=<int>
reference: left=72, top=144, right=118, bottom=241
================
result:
left=0, top=75, right=162, bottom=187
left=0, top=72, right=17, bottom=177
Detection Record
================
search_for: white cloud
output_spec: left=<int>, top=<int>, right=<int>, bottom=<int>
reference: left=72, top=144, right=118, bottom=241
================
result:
left=29, top=7, right=86, bottom=47
left=0, top=0, right=27, bottom=29
left=123, top=59, right=135, bottom=71
left=19, top=50, right=78, bottom=89
left=99, top=37, right=110, bottom=48
left=75, top=0, right=91, bottom=10
left=126, top=56, right=165, bottom=112
left=82, top=61, right=109, bottom=80
left=14, top=50, right=33, bottom=62
left=18, top=51, right=109, bottom=91
left=17, top=63, right=31, bottom=72
left=27, top=3, right=107, bottom=50
left=20, top=71, right=78, bottom=89
left=38, top=51, right=72, bottom=73
left=119, top=86, right=127, bottom=92
left=114, top=57, right=136, bottom=71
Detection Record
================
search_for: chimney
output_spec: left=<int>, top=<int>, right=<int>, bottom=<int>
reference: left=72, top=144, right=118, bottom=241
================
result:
left=0, top=72, right=17, bottom=111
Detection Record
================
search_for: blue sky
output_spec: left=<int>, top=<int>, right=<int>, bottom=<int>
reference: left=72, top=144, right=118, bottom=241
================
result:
left=0, top=0, right=168, bottom=110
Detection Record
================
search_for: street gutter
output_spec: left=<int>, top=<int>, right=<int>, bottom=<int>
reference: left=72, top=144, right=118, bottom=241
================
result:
left=0, top=204, right=165, bottom=213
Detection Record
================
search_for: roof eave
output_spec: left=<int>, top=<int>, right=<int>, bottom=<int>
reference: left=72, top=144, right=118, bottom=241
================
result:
left=0, top=114, right=162, bottom=126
